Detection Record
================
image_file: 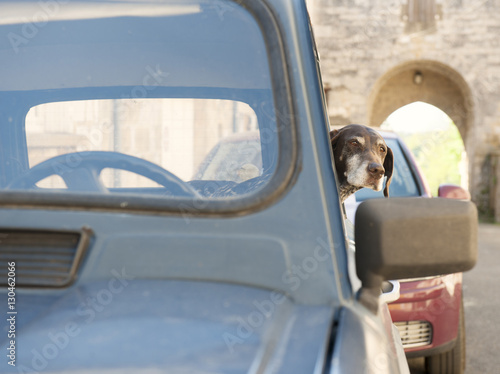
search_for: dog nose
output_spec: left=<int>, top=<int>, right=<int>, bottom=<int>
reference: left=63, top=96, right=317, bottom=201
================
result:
left=368, top=162, right=384, bottom=178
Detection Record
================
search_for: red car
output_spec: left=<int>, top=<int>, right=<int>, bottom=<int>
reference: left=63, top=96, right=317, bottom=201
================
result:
left=345, top=131, right=471, bottom=374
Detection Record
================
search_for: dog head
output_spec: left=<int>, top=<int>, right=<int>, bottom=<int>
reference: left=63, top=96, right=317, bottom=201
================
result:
left=330, top=124, right=393, bottom=202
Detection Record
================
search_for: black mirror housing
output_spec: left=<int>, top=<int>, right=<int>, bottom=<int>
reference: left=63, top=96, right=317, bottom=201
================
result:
left=355, top=198, right=477, bottom=291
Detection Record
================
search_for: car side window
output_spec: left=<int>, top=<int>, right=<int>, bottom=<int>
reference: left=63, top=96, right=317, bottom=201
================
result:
left=0, top=0, right=295, bottom=212
left=25, top=99, right=266, bottom=196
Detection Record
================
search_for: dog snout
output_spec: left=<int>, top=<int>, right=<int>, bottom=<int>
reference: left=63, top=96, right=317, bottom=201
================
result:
left=367, top=162, right=384, bottom=178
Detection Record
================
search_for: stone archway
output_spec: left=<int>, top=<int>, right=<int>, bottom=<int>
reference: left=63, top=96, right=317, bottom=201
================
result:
left=368, top=60, right=473, bottom=145
left=367, top=60, right=476, bottom=193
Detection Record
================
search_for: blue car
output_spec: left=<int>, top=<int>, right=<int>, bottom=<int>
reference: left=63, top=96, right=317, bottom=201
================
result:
left=0, top=1, right=476, bottom=373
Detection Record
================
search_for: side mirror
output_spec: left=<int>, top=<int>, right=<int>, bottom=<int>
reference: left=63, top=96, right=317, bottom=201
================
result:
left=354, top=198, right=477, bottom=312
left=438, top=184, right=471, bottom=200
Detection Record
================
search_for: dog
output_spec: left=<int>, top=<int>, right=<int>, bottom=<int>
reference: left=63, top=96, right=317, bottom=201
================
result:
left=330, top=124, right=394, bottom=203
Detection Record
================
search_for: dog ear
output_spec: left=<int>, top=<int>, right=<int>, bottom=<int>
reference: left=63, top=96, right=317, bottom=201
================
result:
left=383, top=147, right=394, bottom=198
left=329, top=129, right=340, bottom=150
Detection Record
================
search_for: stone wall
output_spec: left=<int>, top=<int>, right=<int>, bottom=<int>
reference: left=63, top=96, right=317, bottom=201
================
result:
left=307, top=0, right=500, bottom=219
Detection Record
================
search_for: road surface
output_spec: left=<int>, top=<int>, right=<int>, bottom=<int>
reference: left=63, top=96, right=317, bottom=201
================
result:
left=409, top=223, right=500, bottom=374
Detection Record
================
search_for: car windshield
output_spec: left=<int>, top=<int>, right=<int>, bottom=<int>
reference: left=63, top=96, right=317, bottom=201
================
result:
left=0, top=0, right=285, bottom=208
left=354, top=137, right=420, bottom=201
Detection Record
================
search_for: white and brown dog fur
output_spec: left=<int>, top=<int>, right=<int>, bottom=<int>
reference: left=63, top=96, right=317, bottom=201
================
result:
left=330, top=124, right=394, bottom=203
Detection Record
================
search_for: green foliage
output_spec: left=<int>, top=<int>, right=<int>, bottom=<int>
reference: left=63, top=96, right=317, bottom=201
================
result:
left=397, top=122, right=464, bottom=196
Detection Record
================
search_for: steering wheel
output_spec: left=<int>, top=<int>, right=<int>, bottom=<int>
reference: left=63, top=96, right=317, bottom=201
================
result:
left=8, top=151, right=200, bottom=198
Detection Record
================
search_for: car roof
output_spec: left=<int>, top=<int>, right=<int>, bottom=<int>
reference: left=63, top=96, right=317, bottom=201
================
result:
left=375, top=130, right=399, bottom=139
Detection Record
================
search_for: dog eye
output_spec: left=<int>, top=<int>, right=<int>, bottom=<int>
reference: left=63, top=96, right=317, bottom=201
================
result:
left=380, top=146, right=386, bottom=153
left=349, top=140, right=359, bottom=147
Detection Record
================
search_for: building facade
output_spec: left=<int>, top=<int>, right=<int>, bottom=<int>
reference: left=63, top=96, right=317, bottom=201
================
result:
left=308, top=0, right=500, bottom=220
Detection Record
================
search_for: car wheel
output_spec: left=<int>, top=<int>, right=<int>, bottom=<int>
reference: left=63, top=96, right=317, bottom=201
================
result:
left=425, top=296, right=465, bottom=374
